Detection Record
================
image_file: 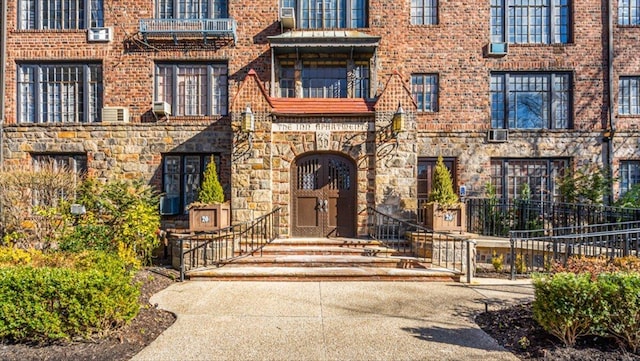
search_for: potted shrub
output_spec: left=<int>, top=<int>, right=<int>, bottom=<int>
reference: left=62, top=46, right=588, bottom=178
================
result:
left=188, top=156, right=230, bottom=232
left=424, top=155, right=466, bottom=232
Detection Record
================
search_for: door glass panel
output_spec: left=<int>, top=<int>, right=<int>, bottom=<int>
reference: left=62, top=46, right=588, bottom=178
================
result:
left=297, top=158, right=320, bottom=190
left=183, top=156, right=201, bottom=206
left=328, top=158, right=351, bottom=190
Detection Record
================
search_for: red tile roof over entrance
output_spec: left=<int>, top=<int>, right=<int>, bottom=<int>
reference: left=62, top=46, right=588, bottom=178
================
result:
left=270, top=98, right=375, bottom=115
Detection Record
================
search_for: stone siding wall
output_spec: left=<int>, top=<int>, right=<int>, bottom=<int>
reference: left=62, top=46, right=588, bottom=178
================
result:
left=2, top=0, right=635, bottom=233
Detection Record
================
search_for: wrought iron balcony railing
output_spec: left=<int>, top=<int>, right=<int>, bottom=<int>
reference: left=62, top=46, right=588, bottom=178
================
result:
left=139, top=18, right=237, bottom=44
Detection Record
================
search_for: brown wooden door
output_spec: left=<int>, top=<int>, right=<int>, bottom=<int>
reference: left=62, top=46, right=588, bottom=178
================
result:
left=292, top=154, right=356, bottom=237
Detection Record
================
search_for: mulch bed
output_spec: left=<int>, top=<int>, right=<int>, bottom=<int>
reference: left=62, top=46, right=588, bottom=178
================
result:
left=0, top=268, right=177, bottom=361
left=474, top=268, right=640, bottom=360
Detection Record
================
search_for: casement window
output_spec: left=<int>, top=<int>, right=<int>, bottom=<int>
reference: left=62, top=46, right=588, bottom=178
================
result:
left=490, top=0, right=570, bottom=44
left=18, top=64, right=102, bottom=123
left=281, top=0, right=367, bottom=29
left=411, top=0, right=437, bottom=25
left=279, top=61, right=369, bottom=98
left=490, top=72, right=571, bottom=129
left=19, top=0, right=103, bottom=29
left=32, top=153, right=87, bottom=205
left=162, top=154, right=220, bottom=214
left=620, top=161, right=640, bottom=195
left=411, top=74, right=438, bottom=112
left=619, top=77, right=640, bottom=115
left=417, top=157, right=456, bottom=205
left=490, top=158, right=568, bottom=201
left=155, top=64, right=228, bottom=116
left=619, top=0, right=640, bottom=25
left=157, top=0, right=227, bottom=19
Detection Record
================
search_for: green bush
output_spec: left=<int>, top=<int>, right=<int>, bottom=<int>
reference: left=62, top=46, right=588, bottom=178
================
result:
left=532, top=272, right=605, bottom=347
left=0, top=251, right=140, bottom=342
left=67, top=178, right=160, bottom=264
left=491, top=251, right=504, bottom=272
left=428, top=155, right=458, bottom=206
left=597, top=272, right=640, bottom=353
left=196, top=155, right=225, bottom=204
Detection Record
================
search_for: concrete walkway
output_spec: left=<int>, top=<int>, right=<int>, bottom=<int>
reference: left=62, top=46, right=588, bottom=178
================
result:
left=131, top=278, right=534, bottom=361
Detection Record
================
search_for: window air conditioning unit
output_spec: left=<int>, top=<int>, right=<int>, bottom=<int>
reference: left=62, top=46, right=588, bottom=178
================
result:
left=487, top=42, right=508, bottom=56
left=159, top=196, right=180, bottom=215
left=487, top=129, right=509, bottom=143
left=280, top=7, right=295, bottom=29
left=102, top=106, right=130, bottom=123
left=153, top=101, right=171, bottom=116
left=87, top=27, right=113, bottom=42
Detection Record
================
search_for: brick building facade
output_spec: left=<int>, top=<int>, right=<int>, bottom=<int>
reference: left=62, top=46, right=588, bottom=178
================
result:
left=0, top=0, right=638, bottom=237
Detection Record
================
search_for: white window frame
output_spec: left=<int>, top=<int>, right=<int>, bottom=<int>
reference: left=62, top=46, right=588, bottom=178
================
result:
left=18, top=63, right=102, bottom=124
left=619, top=76, right=640, bottom=115
left=18, top=0, right=103, bottom=29
left=155, top=63, right=228, bottom=116
left=411, top=0, right=438, bottom=25
left=411, top=74, right=438, bottom=112
left=618, top=0, right=640, bottom=25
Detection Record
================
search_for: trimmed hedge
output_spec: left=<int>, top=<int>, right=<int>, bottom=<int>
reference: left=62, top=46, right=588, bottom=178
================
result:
left=532, top=272, right=604, bottom=347
left=0, top=251, right=140, bottom=342
left=533, top=270, right=640, bottom=353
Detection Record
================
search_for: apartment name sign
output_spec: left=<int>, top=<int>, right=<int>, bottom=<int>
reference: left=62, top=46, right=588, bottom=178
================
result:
left=272, top=122, right=373, bottom=132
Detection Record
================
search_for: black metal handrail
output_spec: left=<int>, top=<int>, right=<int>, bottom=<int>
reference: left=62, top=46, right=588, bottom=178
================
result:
left=367, top=206, right=472, bottom=275
left=179, top=207, right=281, bottom=281
left=508, top=223, right=640, bottom=279
left=466, top=198, right=640, bottom=237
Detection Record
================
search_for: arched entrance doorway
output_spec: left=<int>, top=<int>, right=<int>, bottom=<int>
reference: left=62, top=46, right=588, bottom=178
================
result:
left=291, top=153, right=356, bottom=237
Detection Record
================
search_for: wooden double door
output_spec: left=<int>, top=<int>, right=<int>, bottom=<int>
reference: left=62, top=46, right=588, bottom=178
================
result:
left=292, top=153, right=356, bottom=237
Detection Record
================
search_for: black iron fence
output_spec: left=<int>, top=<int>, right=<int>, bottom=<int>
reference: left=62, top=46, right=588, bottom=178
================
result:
left=466, top=198, right=640, bottom=237
left=178, top=207, right=281, bottom=281
left=509, top=222, right=640, bottom=279
left=367, top=206, right=473, bottom=278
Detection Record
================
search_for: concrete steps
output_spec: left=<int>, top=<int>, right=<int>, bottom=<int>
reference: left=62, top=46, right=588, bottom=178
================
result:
left=187, top=266, right=461, bottom=282
left=185, top=237, right=461, bottom=282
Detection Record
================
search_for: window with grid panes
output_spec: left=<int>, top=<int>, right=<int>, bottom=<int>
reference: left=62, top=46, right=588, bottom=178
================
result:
left=282, top=0, right=366, bottom=29
left=155, top=64, right=228, bottom=116
left=19, top=0, right=103, bottom=29
left=619, top=77, right=640, bottom=115
left=283, top=60, right=368, bottom=99
left=31, top=153, right=87, bottom=206
left=619, top=0, right=640, bottom=25
left=18, top=64, right=102, bottom=123
left=411, top=74, right=438, bottom=112
left=490, top=0, right=570, bottom=44
left=411, top=0, right=438, bottom=25
left=490, top=158, right=568, bottom=201
left=163, top=154, right=220, bottom=213
left=157, top=0, right=226, bottom=18
left=490, top=72, right=571, bottom=129
left=620, top=161, right=640, bottom=195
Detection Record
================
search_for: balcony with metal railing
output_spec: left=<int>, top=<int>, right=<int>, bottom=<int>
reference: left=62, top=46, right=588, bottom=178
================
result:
left=139, top=18, right=237, bottom=44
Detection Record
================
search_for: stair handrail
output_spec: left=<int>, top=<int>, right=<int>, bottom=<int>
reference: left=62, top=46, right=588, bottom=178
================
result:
left=179, top=207, right=281, bottom=281
left=367, top=206, right=473, bottom=276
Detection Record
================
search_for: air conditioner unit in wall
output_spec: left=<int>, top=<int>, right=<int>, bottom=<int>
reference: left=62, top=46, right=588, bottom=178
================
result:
left=280, top=7, right=295, bottom=29
left=88, top=27, right=113, bottom=42
left=153, top=101, right=172, bottom=116
left=487, top=129, right=509, bottom=143
left=487, top=42, right=508, bottom=56
left=102, top=106, right=130, bottom=123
